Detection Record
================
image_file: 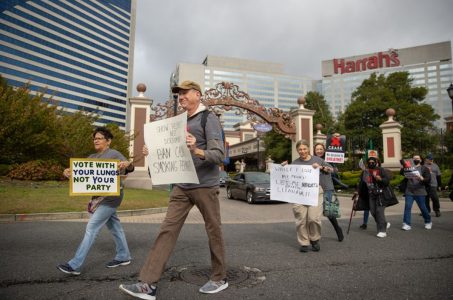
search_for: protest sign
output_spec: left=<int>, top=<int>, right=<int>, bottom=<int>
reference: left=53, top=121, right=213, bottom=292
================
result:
left=325, top=152, right=344, bottom=164
left=325, top=135, right=346, bottom=163
left=144, top=111, right=199, bottom=185
left=70, top=158, right=120, bottom=196
left=270, top=163, right=320, bottom=206
left=401, top=159, right=421, bottom=179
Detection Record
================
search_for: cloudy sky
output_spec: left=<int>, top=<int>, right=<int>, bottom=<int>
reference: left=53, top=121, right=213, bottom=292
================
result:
left=132, top=0, right=453, bottom=103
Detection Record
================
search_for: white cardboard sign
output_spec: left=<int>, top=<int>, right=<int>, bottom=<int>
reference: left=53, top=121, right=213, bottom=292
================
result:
left=144, top=112, right=199, bottom=185
left=270, top=163, right=320, bottom=206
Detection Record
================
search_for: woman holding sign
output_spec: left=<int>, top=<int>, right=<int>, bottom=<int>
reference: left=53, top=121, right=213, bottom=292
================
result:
left=314, top=143, right=344, bottom=242
left=287, top=139, right=330, bottom=252
left=57, top=127, right=134, bottom=275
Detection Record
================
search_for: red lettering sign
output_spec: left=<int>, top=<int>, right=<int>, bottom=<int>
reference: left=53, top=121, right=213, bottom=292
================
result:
left=333, top=51, right=400, bottom=74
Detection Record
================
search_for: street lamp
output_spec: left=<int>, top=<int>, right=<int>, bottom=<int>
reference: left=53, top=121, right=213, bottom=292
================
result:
left=447, top=83, right=453, bottom=112
left=256, top=136, right=260, bottom=171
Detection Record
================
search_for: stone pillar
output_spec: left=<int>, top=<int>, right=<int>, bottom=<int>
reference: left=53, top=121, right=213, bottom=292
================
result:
left=125, top=83, right=153, bottom=189
left=380, top=108, right=402, bottom=171
left=265, top=156, right=274, bottom=173
left=290, top=97, right=315, bottom=161
left=313, top=124, right=327, bottom=146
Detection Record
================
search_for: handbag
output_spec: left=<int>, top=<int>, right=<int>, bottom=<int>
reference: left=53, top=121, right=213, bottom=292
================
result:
left=382, top=186, right=399, bottom=207
left=323, top=193, right=341, bottom=218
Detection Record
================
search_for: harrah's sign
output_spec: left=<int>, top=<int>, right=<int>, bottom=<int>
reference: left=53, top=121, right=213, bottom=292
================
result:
left=333, top=50, right=400, bottom=74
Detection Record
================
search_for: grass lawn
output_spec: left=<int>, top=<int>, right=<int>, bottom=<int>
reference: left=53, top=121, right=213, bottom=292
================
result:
left=0, top=177, right=169, bottom=214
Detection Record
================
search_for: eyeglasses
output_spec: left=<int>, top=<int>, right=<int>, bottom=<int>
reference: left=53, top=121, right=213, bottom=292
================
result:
left=93, top=137, right=106, bottom=141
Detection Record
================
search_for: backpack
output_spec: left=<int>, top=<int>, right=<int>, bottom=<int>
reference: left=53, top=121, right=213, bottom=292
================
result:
left=200, top=110, right=229, bottom=165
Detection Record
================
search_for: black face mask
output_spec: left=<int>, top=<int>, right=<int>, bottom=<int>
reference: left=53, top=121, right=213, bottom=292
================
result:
left=413, top=160, right=421, bottom=165
left=368, top=162, right=376, bottom=169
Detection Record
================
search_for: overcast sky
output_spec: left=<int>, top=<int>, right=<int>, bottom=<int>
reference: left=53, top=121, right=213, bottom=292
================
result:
left=132, top=0, right=453, bottom=103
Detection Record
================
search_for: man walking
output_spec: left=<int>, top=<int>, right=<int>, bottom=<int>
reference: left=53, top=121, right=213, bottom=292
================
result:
left=119, top=81, right=228, bottom=300
left=424, top=154, right=442, bottom=217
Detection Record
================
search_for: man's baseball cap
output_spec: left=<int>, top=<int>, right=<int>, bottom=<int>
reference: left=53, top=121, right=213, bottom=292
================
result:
left=171, top=80, right=202, bottom=95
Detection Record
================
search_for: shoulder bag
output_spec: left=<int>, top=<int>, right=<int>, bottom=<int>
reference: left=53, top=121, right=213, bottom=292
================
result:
left=323, top=193, right=341, bottom=218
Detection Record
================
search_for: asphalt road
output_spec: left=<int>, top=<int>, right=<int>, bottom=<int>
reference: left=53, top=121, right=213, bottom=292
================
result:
left=1, top=189, right=453, bottom=300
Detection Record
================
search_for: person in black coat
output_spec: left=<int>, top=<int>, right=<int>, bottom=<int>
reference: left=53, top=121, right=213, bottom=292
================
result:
left=354, top=157, right=391, bottom=238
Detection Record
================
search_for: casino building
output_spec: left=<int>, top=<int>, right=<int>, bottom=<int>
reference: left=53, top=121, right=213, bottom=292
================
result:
left=321, top=41, right=453, bottom=127
left=0, top=0, right=137, bottom=130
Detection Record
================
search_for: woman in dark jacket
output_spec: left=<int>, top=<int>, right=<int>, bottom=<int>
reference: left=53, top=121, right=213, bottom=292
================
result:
left=354, top=157, right=391, bottom=238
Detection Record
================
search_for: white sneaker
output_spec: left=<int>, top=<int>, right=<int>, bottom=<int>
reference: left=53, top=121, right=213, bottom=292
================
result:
left=386, top=222, right=391, bottom=229
left=402, top=223, right=411, bottom=231
left=424, top=222, right=432, bottom=230
left=377, top=232, right=387, bottom=238
left=199, top=279, right=228, bottom=294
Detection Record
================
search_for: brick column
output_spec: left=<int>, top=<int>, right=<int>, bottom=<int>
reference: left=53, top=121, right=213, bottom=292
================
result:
left=380, top=108, right=402, bottom=171
left=126, top=84, right=153, bottom=189
left=290, top=97, right=315, bottom=161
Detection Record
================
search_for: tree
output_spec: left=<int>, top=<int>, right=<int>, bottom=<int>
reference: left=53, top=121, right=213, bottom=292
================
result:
left=338, top=72, right=439, bottom=154
left=304, top=91, right=336, bottom=133
left=262, top=130, right=292, bottom=163
left=0, top=77, right=61, bottom=164
left=0, top=76, right=133, bottom=167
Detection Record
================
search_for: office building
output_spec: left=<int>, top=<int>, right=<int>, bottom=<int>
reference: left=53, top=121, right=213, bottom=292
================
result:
left=0, top=0, right=137, bottom=129
left=321, top=41, right=453, bottom=127
left=172, top=55, right=316, bottom=130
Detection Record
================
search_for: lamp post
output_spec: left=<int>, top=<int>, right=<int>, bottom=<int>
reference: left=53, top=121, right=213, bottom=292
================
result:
left=256, top=135, right=260, bottom=171
left=446, top=83, right=453, bottom=133
left=448, top=83, right=453, bottom=111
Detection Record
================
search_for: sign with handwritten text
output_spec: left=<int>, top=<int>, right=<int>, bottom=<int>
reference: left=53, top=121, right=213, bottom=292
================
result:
left=270, top=164, right=320, bottom=206
left=144, top=112, right=199, bottom=185
left=70, top=158, right=120, bottom=196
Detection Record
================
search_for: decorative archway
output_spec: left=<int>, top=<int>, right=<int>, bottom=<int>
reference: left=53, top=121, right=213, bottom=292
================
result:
left=150, top=82, right=296, bottom=137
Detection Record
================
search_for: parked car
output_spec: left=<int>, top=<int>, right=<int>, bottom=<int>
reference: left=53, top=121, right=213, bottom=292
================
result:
left=219, top=170, right=229, bottom=187
left=226, top=172, right=271, bottom=204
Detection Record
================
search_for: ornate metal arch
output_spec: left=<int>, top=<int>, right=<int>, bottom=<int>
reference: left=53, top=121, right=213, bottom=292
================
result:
left=150, top=82, right=296, bottom=137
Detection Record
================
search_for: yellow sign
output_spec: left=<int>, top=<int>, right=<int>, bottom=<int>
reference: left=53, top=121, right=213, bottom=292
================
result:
left=69, top=158, right=120, bottom=196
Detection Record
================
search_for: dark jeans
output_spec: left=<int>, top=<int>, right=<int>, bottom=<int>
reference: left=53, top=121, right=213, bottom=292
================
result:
left=369, top=193, right=387, bottom=233
left=425, top=186, right=440, bottom=213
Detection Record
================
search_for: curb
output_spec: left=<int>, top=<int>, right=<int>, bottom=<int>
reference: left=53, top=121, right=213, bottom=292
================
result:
left=0, top=207, right=168, bottom=223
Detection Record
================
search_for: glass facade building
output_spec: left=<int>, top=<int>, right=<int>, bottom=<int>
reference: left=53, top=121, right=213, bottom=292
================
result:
left=173, top=56, right=315, bottom=130
left=0, top=0, right=136, bottom=129
left=321, top=41, right=453, bottom=128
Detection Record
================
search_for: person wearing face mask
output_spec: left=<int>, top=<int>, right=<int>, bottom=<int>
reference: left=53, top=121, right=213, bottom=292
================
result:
left=401, top=155, right=432, bottom=231
left=354, top=157, right=391, bottom=238
left=424, top=154, right=441, bottom=217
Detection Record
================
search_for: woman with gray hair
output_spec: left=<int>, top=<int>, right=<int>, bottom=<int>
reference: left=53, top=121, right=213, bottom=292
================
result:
left=284, top=139, right=330, bottom=252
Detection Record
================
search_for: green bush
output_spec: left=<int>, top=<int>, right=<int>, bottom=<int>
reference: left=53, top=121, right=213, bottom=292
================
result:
left=0, top=164, right=11, bottom=176
left=8, top=160, right=66, bottom=181
left=441, top=169, right=452, bottom=188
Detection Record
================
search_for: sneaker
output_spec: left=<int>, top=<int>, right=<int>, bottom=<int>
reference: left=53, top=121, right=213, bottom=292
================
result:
left=57, top=263, right=81, bottom=275
left=424, top=222, right=432, bottom=230
left=199, top=279, right=228, bottom=294
left=119, top=282, right=157, bottom=300
left=401, top=223, right=412, bottom=231
left=299, top=245, right=310, bottom=252
left=386, top=222, right=391, bottom=229
left=311, top=240, right=320, bottom=252
left=376, top=232, right=387, bottom=238
left=359, top=224, right=367, bottom=230
left=106, top=259, right=131, bottom=268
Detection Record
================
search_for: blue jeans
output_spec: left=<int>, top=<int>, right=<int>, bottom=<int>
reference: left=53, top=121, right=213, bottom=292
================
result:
left=363, top=210, right=369, bottom=224
left=68, top=205, right=131, bottom=271
left=403, top=195, right=431, bottom=225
